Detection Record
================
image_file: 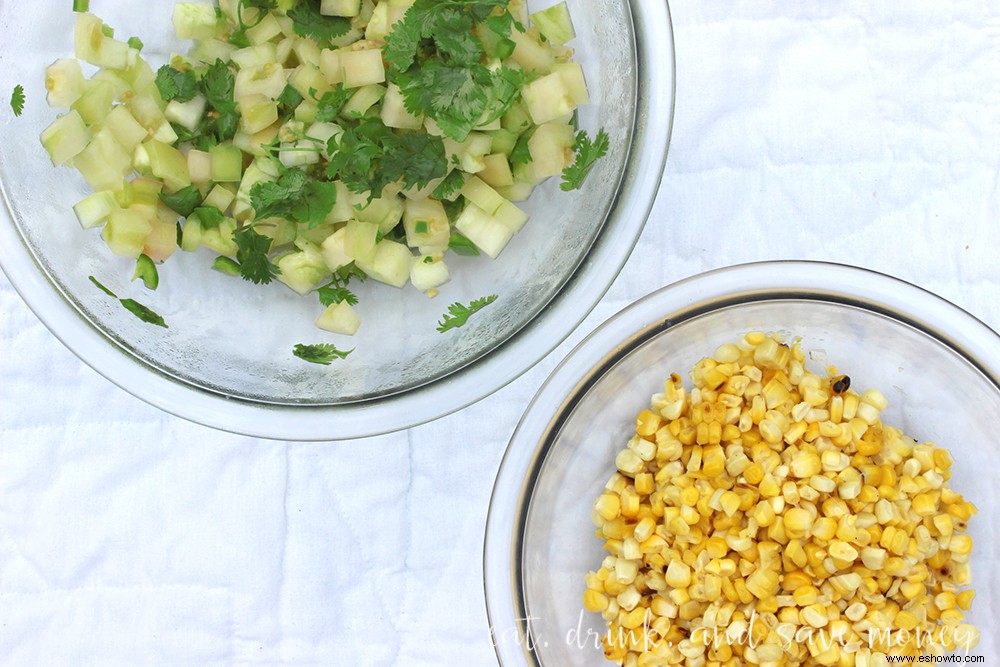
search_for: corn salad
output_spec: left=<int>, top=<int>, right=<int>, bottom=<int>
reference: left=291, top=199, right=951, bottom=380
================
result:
left=584, top=332, right=980, bottom=666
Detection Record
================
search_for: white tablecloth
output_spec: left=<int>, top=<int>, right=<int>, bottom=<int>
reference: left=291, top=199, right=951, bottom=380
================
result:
left=2, top=1, right=999, bottom=664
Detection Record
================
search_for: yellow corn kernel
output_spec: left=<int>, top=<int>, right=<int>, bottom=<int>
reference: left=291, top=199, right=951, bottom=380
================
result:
left=801, top=603, right=829, bottom=628
left=745, top=569, right=780, bottom=599
left=634, top=472, right=654, bottom=496
left=743, top=463, right=764, bottom=485
left=934, top=591, right=957, bottom=611
left=912, top=491, right=939, bottom=517
left=783, top=507, right=812, bottom=539
left=719, top=491, right=741, bottom=517
left=792, top=585, right=819, bottom=606
left=899, top=581, right=924, bottom=601
left=636, top=409, right=662, bottom=436
left=828, top=540, right=859, bottom=562
left=949, top=534, right=973, bottom=556
left=811, top=517, right=837, bottom=541
left=633, top=516, right=657, bottom=543
left=956, top=589, right=975, bottom=610
left=665, top=560, right=692, bottom=589
left=584, top=589, right=610, bottom=612
left=782, top=570, right=812, bottom=592
left=594, top=494, right=621, bottom=522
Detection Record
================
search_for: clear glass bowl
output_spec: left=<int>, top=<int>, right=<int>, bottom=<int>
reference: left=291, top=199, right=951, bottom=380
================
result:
left=0, top=1, right=674, bottom=440
left=485, top=261, right=1000, bottom=665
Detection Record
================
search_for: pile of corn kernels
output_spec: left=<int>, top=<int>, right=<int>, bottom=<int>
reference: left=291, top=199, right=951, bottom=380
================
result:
left=584, top=332, right=980, bottom=667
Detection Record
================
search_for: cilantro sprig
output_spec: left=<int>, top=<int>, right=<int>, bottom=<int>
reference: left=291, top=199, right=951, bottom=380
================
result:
left=293, top=342, right=353, bottom=365
left=383, top=0, right=525, bottom=141
left=158, top=60, right=239, bottom=151
left=250, top=165, right=337, bottom=228
left=10, top=84, right=25, bottom=117
left=561, top=129, right=610, bottom=191
left=287, top=0, right=352, bottom=46
left=325, top=120, right=449, bottom=200
left=233, top=225, right=280, bottom=285
left=436, top=294, right=498, bottom=332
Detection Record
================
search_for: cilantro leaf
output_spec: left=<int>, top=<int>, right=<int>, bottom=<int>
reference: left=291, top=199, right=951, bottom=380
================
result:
left=287, top=0, right=352, bottom=45
left=192, top=206, right=225, bottom=229
left=10, top=84, right=25, bottom=117
left=433, top=170, right=465, bottom=200
left=381, top=132, right=449, bottom=191
left=120, top=299, right=168, bottom=328
left=233, top=225, right=279, bottom=284
left=277, top=84, right=304, bottom=114
left=436, top=294, right=497, bottom=332
left=293, top=342, right=353, bottom=365
left=160, top=185, right=203, bottom=217
left=312, top=84, right=352, bottom=122
left=201, top=60, right=239, bottom=143
left=250, top=166, right=337, bottom=228
left=383, top=0, right=508, bottom=72
left=561, top=129, right=610, bottom=191
left=155, top=65, right=198, bottom=103
left=318, top=283, right=358, bottom=307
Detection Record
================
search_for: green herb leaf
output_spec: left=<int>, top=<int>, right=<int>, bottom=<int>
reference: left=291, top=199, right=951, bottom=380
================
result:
left=192, top=206, right=225, bottom=229
left=160, top=184, right=203, bottom=217
left=90, top=275, right=168, bottom=327
left=436, top=294, right=497, bottom=332
left=120, top=299, right=168, bottom=327
left=277, top=84, right=304, bottom=113
left=287, top=0, right=352, bottom=45
left=293, top=342, right=353, bottom=365
left=312, top=84, right=352, bottom=122
left=250, top=166, right=337, bottom=228
left=132, top=254, right=159, bottom=290
left=318, top=283, right=358, bottom=306
left=89, top=275, right=118, bottom=298
left=447, top=232, right=480, bottom=256
left=201, top=60, right=240, bottom=143
left=233, top=225, right=279, bottom=284
left=433, top=170, right=465, bottom=200
left=10, top=84, right=25, bottom=117
left=154, top=65, right=198, bottom=103
left=561, top=129, right=609, bottom=192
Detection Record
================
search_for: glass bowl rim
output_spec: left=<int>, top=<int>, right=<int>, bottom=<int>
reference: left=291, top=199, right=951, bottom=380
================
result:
left=482, top=258, right=1000, bottom=666
left=0, top=0, right=676, bottom=441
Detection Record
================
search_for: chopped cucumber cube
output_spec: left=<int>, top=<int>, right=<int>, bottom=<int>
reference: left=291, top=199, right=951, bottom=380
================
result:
left=73, top=190, right=120, bottom=229
left=102, top=207, right=153, bottom=258
left=40, top=109, right=92, bottom=165
left=356, top=239, right=412, bottom=288
left=172, top=2, right=219, bottom=41
left=45, top=58, right=86, bottom=108
left=315, top=300, right=361, bottom=335
left=530, top=2, right=576, bottom=45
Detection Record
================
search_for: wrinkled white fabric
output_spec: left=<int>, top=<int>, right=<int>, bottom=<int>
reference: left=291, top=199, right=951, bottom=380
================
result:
left=1, top=1, right=998, bottom=664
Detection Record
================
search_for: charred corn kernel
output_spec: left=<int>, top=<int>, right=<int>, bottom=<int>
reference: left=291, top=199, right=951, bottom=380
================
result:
left=586, top=334, right=980, bottom=667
